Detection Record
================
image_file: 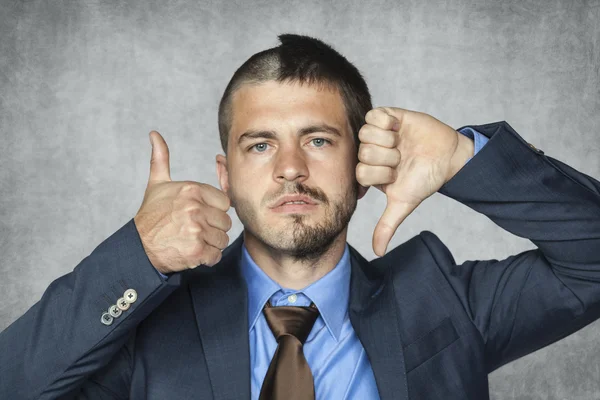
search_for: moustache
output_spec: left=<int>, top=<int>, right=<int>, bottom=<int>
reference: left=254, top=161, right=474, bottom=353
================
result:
left=270, top=182, right=328, bottom=204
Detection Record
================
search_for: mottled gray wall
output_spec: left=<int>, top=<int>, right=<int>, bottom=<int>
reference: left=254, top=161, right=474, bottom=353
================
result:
left=1, top=0, right=599, bottom=398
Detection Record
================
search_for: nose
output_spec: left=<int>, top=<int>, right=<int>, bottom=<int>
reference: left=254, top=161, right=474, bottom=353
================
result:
left=272, top=143, right=309, bottom=184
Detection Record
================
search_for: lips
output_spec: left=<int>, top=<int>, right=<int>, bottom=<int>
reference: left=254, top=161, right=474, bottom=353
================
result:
left=272, top=195, right=317, bottom=208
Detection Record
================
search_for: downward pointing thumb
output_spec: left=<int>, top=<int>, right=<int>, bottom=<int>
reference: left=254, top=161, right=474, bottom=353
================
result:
left=373, top=201, right=414, bottom=257
left=148, top=130, right=171, bottom=183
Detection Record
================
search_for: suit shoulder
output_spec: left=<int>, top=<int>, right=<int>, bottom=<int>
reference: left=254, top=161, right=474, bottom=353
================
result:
left=369, top=230, right=456, bottom=275
left=418, top=230, right=457, bottom=266
left=369, top=231, right=432, bottom=268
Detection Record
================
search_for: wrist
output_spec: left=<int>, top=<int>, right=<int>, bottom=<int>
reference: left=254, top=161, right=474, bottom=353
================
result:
left=448, top=130, right=474, bottom=180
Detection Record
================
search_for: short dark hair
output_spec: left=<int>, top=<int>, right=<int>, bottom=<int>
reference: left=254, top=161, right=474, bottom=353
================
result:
left=217, top=33, right=372, bottom=154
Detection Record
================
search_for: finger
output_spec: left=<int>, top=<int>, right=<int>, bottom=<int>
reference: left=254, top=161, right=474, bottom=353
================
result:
left=358, top=123, right=399, bottom=148
left=365, top=107, right=402, bottom=131
left=373, top=200, right=418, bottom=257
left=358, top=143, right=401, bottom=168
left=194, top=243, right=223, bottom=268
left=356, top=163, right=397, bottom=187
left=201, top=224, right=230, bottom=250
left=148, top=131, right=172, bottom=184
left=203, top=207, right=233, bottom=232
left=181, top=182, right=231, bottom=213
left=201, top=185, right=231, bottom=212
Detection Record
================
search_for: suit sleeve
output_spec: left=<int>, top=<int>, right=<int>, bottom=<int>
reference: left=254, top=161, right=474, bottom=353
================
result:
left=457, top=126, right=490, bottom=164
left=425, top=121, right=600, bottom=373
left=0, top=218, right=183, bottom=399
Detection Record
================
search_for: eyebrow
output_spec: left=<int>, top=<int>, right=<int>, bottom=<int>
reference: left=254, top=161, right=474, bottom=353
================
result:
left=237, top=124, right=343, bottom=145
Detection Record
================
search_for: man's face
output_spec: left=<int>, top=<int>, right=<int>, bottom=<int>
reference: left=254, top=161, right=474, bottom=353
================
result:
left=216, top=80, right=366, bottom=261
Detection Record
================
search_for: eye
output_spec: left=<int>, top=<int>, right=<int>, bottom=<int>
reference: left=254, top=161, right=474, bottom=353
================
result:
left=250, top=143, right=269, bottom=152
left=248, top=138, right=331, bottom=153
left=311, top=138, right=331, bottom=147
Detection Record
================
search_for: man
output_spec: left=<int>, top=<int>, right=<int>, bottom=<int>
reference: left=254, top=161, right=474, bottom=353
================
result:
left=1, top=33, right=599, bottom=400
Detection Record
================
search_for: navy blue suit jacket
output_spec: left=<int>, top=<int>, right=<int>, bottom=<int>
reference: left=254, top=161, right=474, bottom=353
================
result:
left=1, top=121, right=599, bottom=399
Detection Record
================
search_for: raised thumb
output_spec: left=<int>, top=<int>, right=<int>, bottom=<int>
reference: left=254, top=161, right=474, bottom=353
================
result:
left=148, top=131, right=171, bottom=183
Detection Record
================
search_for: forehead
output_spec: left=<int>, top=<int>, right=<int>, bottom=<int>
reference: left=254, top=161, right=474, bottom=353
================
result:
left=229, top=80, right=349, bottom=141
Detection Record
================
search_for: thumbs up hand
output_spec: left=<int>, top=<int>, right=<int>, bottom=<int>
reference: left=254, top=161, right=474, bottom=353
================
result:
left=356, top=108, right=474, bottom=257
left=133, top=131, right=232, bottom=275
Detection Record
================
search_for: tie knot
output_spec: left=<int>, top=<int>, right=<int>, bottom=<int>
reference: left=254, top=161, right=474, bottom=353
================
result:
left=263, top=301, right=319, bottom=344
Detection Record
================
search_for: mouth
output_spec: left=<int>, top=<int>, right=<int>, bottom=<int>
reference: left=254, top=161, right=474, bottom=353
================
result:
left=270, top=195, right=319, bottom=213
left=271, top=202, right=318, bottom=213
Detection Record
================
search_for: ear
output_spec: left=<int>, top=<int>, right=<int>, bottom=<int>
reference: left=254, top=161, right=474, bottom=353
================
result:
left=357, top=184, right=369, bottom=200
left=216, top=154, right=230, bottom=195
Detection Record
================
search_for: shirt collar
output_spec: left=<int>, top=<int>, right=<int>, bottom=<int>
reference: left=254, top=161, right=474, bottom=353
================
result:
left=240, top=242, right=351, bottom=342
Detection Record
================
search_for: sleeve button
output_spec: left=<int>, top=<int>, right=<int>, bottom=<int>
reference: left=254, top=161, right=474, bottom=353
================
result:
left=528, top=143, right=544, bottom=154
left=124, top=289, right=138, bottom=304
left=101, top=312, right=114, bottom=326
left=117, top=297, right=131, bottom=311
left=108, top=304, right=122, bottom=318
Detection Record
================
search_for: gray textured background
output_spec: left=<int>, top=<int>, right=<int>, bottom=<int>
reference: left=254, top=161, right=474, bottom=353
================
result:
left=1, top=0, right=599, bottom=398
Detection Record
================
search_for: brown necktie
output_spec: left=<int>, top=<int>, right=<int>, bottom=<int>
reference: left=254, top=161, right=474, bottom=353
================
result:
left=259, top=300, right=320, bottom=400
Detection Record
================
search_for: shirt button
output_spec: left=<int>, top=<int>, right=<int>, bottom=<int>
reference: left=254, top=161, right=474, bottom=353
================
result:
left=288, top=294, right=297, bottom=304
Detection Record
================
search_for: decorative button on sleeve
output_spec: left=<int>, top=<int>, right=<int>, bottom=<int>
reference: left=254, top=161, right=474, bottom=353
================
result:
left=101, top=289, right=137, bottom=325
left=528, top=143, right=544, bottom=154
left=108, top=304, right=122, bottom=318
left=124, top=289, right=138, bottom=304
left=101, top=312, right=113, bottom=326
left=117, top=297, right=130, bottom=311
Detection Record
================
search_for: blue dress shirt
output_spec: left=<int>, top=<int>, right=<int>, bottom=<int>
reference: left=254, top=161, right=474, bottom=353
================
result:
left=154, top=127, right=489, bottom=398
left=240, top=241, right=380, bottom=399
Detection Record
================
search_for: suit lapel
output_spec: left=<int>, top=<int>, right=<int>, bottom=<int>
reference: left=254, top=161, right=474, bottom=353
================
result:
left=348, top=245, right=409, bottom=400
left=189, top=234, right=250, bottom=400
left=187, top=236, right=409, bottom=400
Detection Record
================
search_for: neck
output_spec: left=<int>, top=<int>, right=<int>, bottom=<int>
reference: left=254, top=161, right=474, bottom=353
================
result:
left=242, top=228, right=348, bottom=290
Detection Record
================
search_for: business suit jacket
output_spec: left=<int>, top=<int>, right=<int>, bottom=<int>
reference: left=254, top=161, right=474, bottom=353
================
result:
left=1, top=121, right=599, bottom=400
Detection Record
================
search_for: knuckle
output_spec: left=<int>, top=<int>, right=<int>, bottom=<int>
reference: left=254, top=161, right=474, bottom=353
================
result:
left=194, top=230, right=207, bottom=243
left=355, top=163, right=368, bottom=183
left=181, top=182, right=203, bottom=196
left=205, top=249, right=221, bottom=267
left=384, top=113, right=395, bottom=127
left=358, top=124, right=370, bottom=141
left=186, top=222, right=203, bottom=234
left=180, top=182, right=195, bottom=192
left=220, top=232, right=230, bottom=249
left=365, top=108, right=382, bottom=123
left=358, top=144, right=372, bottom=162
left=366, top=108, right=390, bottom=128
left=183, top=202, right=202, bottom=214
left=393, top=149, right=401, bottom=164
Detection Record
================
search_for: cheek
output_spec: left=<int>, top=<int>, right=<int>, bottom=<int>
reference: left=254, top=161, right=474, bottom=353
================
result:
left=228, top=171, right=262, bottom=206
left=337, top=156, right=358, bottom=183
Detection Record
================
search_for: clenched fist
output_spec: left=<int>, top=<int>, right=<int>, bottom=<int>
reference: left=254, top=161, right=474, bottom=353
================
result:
left=133, top=131, right=232, bottom=275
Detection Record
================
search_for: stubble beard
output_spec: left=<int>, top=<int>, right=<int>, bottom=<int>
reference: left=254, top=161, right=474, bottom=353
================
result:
left=230, top=181, right=358, bottom=263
